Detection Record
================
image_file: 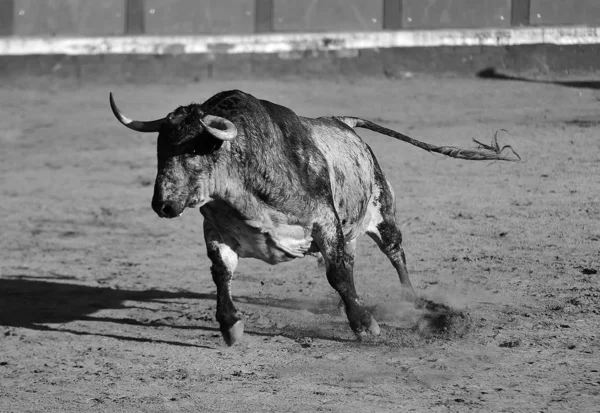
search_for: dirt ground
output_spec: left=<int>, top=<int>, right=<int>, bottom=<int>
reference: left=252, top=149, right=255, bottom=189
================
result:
left=1, top=75, right=599, bottom=412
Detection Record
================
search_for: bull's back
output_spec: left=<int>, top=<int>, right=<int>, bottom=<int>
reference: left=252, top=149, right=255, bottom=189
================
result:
left=303, top=117, right=375, bottom=238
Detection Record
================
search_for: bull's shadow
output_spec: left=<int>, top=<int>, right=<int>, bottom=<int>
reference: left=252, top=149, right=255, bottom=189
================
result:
left=0, top=276, right=221, bottom=347
left=0, top=276, right=213, bottom=327
left=0, top=276, right=355, bottom=345
left=477, top=67, right=600, bottom=90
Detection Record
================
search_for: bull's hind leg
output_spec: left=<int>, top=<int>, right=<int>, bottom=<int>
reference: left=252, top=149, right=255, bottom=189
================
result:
left=316, top=219, right=380, bottom=339
left=204, top=221, right=243, bottom=346
left=365, top=175, right=417, bottom=301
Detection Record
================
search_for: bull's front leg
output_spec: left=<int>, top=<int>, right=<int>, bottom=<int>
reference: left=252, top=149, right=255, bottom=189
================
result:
left=204, top=221, right=243, bottom=346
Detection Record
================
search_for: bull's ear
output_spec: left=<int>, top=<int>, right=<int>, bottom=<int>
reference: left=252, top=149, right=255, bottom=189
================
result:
left=200, top=115, right=237, bottom=141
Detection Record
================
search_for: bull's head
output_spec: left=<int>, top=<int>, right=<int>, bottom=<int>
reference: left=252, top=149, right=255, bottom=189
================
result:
left=109, top=93, right=237, bottom=218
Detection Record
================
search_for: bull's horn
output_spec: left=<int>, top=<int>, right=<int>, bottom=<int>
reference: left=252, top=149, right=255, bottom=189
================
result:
left=109, top=93, right=165, bottom=133
left=200, top=114, right=237, bottom=141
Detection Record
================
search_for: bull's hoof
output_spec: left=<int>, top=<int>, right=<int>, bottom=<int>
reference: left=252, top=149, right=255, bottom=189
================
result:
left=367, top=315, right=380, bottom=335
left=221, top=320, right=244, bottom=346
left=355, top=316, right=380, bottom=341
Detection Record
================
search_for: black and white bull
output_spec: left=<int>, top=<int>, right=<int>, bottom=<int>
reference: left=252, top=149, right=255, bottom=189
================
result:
left=110, top=90, right=518, bottom=345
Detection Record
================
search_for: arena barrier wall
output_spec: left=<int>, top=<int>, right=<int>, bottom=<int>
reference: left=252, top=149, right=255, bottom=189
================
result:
left=1, top=0, right=600, bottom=80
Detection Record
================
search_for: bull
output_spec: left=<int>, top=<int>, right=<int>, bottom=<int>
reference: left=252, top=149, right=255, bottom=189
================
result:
left=109, top=90, right=518, bottom=345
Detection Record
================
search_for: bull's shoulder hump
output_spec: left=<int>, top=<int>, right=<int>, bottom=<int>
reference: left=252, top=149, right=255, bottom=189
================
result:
left=259, top=99, right=300, bottom=118
left=201, top=90, right=264, bottom=117
left=259, top=99, right=307, bottom=134
left=260, top=100, right=302, bottom=125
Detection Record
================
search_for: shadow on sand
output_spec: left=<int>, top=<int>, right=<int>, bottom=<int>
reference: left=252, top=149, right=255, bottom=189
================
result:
left=1, top=276, right=468, bottom=346
left=0, top=276, right=357, bottom=345
left=477, top=67, right=600, bottom=90
left=0, top=275, right=220, bottom=347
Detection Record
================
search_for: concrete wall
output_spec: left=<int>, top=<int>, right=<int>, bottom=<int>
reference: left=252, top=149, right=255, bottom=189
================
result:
left=2, top=1, right=600, bottom=80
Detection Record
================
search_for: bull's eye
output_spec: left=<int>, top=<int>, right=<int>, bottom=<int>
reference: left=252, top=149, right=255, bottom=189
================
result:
left=192, top=134, right=223, bottom=155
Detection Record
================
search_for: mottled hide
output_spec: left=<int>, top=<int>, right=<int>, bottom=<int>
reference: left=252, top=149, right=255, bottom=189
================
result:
left=109, top=89, right=517, bottom=345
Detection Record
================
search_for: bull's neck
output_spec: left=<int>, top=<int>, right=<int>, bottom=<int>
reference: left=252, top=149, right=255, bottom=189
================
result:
left=213, top=134, right=315, bottom=224
left=201, top=143, right=281, bottom=217
left=204, top=154, right=246, bottom=206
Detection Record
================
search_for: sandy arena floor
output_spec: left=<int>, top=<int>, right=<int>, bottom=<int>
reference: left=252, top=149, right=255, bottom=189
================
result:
left=1, top=76, right=599, bottom=412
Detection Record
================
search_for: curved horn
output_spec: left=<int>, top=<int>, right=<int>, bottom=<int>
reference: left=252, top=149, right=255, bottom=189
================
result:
left=109, top=93, right=165, bottom=133
left=200, top=114, right=237, bottom=141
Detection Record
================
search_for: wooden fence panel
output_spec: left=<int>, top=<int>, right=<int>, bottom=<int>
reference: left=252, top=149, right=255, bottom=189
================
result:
left=0, top=0, right=14, bottom=35
left=273, top=0, right=382, bottom=32
left=402, top=0, right=511, bottom=29
left=255, top=0, right=273, bottom=33
left=14, top=0, right=124, bottom=36
left=126, top=0, right=144, bottom=35
left=511, top=0, right=530, bottom=26
left=144, top=0, right=255, bottom=35
left=383, top=0, right=403, bottom=30
left=530, top=0, right=600, bottom=26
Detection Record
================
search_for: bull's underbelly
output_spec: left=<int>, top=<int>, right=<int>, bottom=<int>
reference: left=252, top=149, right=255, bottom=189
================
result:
left=201, top=203, right=317, bottom=265
left=233, top=222, right=314, bottom=264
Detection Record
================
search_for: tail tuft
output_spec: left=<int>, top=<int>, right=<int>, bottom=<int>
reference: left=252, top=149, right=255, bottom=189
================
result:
left=472, top=129, right=521, bottom=162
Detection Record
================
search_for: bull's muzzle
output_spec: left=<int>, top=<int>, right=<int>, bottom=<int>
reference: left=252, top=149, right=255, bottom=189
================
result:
left=152, top=199, right=184, bottom=218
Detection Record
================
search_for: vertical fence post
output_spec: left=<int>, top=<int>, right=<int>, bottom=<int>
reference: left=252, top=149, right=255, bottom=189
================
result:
left=0, top=0, right=14, bottom=36
left=511, top=0, right=531, bottom=26
left=255, top=0, right=273, bottom=33
left=383, top=0, right=403, bottom=30
left=126, top=0, right=145, bottom=35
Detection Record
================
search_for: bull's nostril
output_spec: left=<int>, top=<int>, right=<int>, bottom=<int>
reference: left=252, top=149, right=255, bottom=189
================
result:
left=152, top=200, right=180, bottom=218
left=161, top=203, right=177, bottom=218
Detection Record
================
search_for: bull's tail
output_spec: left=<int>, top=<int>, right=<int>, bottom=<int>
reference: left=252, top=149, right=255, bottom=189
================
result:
left=336, top=116, right=520, bottom=162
